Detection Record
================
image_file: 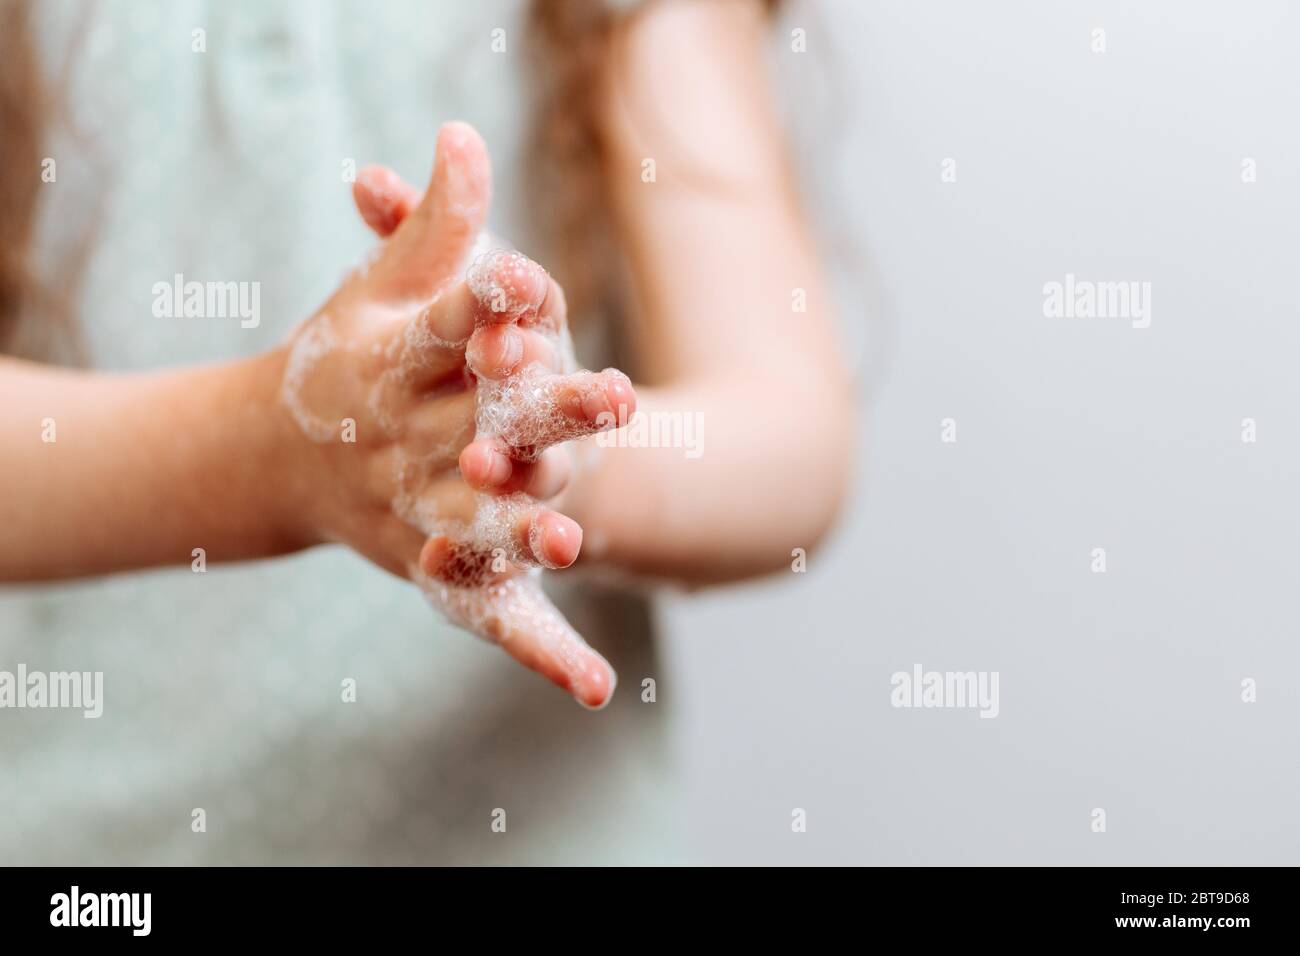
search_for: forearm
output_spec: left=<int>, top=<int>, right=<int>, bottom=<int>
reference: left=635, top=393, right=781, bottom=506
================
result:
left=571, top=0, right=852, bottom=584
left=0, top=351, right=300, bottom=581
left=566, top=374, right=850, bottom=584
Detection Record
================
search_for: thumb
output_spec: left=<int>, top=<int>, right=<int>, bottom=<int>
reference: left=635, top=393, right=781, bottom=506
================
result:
left=370, top=121, right=493, bottom=300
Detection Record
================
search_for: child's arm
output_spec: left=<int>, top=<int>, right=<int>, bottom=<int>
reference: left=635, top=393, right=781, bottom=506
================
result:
left=1, top=123, right=633, bottom=707
left=0, top=350, right=302, bottom=580
left=571, top=0, right=854, bottom=582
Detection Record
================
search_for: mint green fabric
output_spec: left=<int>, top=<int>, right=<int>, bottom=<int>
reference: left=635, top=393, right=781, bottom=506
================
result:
left=2, top=0, right=678, bottom=865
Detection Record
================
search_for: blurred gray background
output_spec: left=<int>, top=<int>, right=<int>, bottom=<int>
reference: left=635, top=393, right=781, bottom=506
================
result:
left=662, top=0, right=1299, bottom=864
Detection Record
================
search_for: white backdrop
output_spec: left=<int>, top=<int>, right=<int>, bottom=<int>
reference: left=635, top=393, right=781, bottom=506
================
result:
left=662, top=0, right=1300, bottom=865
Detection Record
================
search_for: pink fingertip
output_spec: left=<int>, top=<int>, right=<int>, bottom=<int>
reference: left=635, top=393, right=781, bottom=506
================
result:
left=353, top=166, right=404, bottom=234
left=572, top=371, right=637, bottom=427
left=576, top=662, right=617, bottom=711
left=460, top=442, right=512, bottom=488
left=468, top=326, right=523, bottom=377
left=466, top=250, right=549, bottom=323
left=534, top=511, right=582, bottom=569
left=419, top=536, right=453, bottom=578
left=437, top=120, right=484, bottom=158
left=606, top=375, right=636, bottom=426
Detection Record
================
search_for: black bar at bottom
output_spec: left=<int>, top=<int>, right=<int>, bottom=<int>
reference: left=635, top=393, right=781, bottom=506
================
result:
left=0, top=865, right=1287, bottom=942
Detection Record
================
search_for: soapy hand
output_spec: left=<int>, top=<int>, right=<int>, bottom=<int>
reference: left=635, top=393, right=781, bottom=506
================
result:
left=280, top=122, right=634, bottom=708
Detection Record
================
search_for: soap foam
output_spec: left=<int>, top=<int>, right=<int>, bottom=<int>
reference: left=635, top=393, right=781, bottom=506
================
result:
left=280, top=231, right=613, bottom=703
left=280, top=312, right=342, bottom=443
left=475, top=365, right=628, bottom=462
left=466, top=248, right=545, bottom=321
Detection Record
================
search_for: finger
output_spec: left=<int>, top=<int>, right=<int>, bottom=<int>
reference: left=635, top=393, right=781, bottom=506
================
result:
left=403, top=282, right=481, bottom=352
left=374, top=121, right=493, bottom=299
left=417, top=570, right=616, bottom=709
left=476, top=368, right=636, bottom=460
left=421, top=121, right=492, bottom=260
left=352, top=165, right=421, bottom=238
left=406, top=255, right=558, bottom=379
left=528, top=277, right=568, bottom=333
left=418, top=492, right=581, bottom=572
left=549, top=369, right=637, bottom=431
left=459, top=440, right=572, bottom=497
left=466, top=249, right=550, bottom=324
left=415, top=534, right=497, bottom=586
left=387, top=277, right=499, bottom=390
left=369, top=312, right=470, bottom=414
left=488, top=577, right=616, bottom=709
left=465, top=325, right=558, bottom=380
left=518, top=507, right=583, bottom=569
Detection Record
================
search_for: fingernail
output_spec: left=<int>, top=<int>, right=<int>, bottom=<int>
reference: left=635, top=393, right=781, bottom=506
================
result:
left=484, top=450, right=512, bottom=486
left=576, top=663, right=617, bottom=711
left=534, top=512, right=582, bottom=569
left=494, top=329, right=523, bottom=374
left=607, top=377, right=635, bottom=425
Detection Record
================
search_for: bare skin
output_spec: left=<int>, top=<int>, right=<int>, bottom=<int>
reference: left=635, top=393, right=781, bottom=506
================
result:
left=356, top=0, right=853, bottom=583
left=0, top=0, right=850, bottom=704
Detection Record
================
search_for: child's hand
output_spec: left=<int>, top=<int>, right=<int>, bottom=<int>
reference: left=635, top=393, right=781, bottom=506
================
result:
left=278, top=123, right=634, bottom=708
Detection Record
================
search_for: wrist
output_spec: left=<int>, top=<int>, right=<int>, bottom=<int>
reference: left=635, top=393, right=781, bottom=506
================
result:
left=233, top=344, right=324, bottom=554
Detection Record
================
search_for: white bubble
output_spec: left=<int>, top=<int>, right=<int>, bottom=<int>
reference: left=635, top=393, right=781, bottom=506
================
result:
left=279, top=312, right=342, bottom=443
